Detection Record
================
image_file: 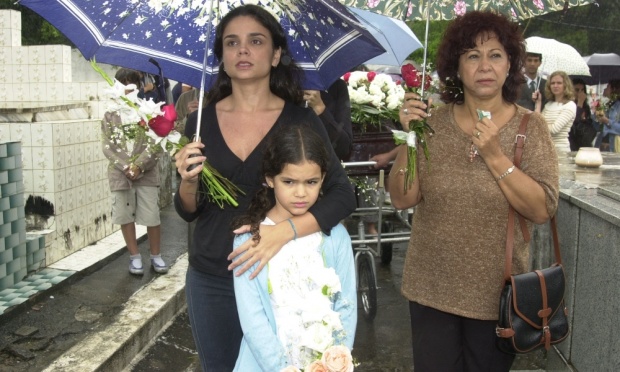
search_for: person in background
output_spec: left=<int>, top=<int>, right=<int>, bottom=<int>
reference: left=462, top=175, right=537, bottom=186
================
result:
left=172, top=5, right=356, bottom=371
left=101, top=68, right=168, bottom=276
left=569, top=78, right=596, bottom=150
left=231, top=125, right=356, bottom=370
left=517, top=52, right=546, bottom=110
left=595, top=79, right=620, bottom=152
left=535, top=70, right=576, bottom=154
left=174, top=87, right=201, bottom=135
left=303, top=79, right=353, bottom=161
left=389, top=11, right=559, bottom=371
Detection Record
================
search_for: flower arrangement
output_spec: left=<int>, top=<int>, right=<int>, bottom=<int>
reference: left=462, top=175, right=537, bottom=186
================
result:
left=92, top=60, right=242, bottom=208
left=281, top=345, right=354, bottom=372
left=273, top=248, right=355, bottom=371
left=343, top=71, right=405, bottom=132
left=391, top=63, right=437, bottom=191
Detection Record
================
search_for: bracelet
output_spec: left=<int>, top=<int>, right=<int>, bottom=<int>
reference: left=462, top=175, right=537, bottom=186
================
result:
left=286, top=218, right=297, bottom=241
left=396, top=167, right=407, bottom=175
left=496, top=165, right=515, bottom=181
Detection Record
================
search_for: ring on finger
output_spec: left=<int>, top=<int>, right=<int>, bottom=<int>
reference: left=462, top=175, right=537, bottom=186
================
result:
left=403, top=108, right=409, bottom=114
left=475, top=131, right=481, bottom=138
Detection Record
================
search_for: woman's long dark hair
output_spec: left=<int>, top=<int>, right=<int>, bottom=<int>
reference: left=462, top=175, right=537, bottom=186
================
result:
left=231, top=125, right=329, bottom=242
left=436, top=11, right=526, bottom=104
left=205, top=4, right=304, bottom=104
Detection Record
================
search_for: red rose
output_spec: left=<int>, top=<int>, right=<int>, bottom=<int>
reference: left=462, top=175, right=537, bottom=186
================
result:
left=161, top=104, right=178, bottom=122
left=401, top=63, right=417, bottom=76
left=148, top=104, right=177, bottom=137
left=401, top=64, right=421, bottom=89
left=343, top=72, right=351, bottom=82
left=367, top=71, right=376, bottom=82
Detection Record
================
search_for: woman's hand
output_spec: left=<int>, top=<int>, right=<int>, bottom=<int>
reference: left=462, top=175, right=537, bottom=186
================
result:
left=472, top=117, right=502, bottom=161
left=174, top=141, right=205, bottom=184
left=399, top=92, right=431, bottom=130
left=303, top=90, right=326, bottom=115
left=533, top=91, right=542, bottom=113
left=228, top=223, right=288, bottom=279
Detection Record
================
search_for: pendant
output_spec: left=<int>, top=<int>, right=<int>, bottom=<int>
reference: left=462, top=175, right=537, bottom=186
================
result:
left=469, top=143, right=478, bottom=162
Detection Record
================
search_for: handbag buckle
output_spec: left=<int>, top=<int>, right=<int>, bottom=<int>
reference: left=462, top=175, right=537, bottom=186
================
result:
left=515, top=134, right=526, bottom=144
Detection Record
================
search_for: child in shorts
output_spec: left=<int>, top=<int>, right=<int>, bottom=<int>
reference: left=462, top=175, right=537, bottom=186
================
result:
left=101, top=68, right=168, bottom=275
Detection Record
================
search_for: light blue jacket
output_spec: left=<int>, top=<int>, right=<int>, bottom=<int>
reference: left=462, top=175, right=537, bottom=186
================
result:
left=232, top=224, right=357, bottom=371
left=604, top=101, right=620, bottom=136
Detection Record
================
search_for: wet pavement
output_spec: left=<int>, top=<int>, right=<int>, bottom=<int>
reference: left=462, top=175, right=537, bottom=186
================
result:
left=0, top=203, right=188, bottom=371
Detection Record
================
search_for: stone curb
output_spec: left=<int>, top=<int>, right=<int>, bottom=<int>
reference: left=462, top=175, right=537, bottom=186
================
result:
left=42, top=253, right=188, bottom=372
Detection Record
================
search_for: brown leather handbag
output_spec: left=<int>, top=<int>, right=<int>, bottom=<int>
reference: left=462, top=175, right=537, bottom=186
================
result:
left=495, top=113, right=569, bottom=354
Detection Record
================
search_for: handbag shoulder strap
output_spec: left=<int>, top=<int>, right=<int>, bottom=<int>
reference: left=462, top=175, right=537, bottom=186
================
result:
left=502, top=112, right=562, bottom=282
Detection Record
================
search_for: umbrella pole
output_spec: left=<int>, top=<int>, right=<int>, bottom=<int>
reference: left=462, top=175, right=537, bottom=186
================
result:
left=420, top=0, right=432, bottom=98
left=194, top=1, right=216, bottom=143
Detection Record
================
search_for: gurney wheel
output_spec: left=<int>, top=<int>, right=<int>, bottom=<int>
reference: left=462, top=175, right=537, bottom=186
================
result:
left=358, top=254, right=377, bottom=321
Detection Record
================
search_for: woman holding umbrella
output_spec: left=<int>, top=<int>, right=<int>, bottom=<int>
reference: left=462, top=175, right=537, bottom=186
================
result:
left=173, top=5, right=355, bottom=371
left=388, top=11, right=559, bottom=371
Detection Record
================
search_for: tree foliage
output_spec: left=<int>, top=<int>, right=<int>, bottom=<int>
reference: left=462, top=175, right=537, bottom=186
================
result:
left=0, top=1, right=73, bottom=46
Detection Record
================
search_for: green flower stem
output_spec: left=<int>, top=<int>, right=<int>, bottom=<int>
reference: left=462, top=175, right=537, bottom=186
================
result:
left=199, top=161, right=243, bottom=208
left=394, top=119, right=434, bottom=192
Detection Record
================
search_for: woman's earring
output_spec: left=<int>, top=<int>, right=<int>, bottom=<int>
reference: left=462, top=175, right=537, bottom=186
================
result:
left=506, top=72, right=509, bottom=77
left=456, top=73, right=460, bottom=79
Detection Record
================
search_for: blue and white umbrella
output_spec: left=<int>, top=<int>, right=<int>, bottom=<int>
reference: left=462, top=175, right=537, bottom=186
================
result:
left=347, top=6, right=422, bottom=67
left=18, top=0, right=386, bottom=90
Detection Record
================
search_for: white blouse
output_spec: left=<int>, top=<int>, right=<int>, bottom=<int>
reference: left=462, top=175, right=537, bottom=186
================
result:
left=542, top=100, right=576, bottom=153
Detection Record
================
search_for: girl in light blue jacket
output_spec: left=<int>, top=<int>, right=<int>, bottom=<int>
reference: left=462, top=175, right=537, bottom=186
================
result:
left=231, top=125, right=357, bottom=371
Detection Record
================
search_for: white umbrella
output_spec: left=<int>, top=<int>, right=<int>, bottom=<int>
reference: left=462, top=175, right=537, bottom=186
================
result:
left=347, top=6, right=422, bottom=67
left=525, top=37, right=591, bottom=76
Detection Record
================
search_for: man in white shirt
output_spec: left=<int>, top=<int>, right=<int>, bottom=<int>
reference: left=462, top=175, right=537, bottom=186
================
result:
left=517, top=53, right=547, bottom=110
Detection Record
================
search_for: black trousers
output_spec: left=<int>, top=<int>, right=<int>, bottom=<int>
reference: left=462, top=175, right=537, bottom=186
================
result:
left=409, top=302, right=515, bottom=372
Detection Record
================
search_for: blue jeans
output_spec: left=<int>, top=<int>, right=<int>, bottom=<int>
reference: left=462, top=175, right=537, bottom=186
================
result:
left=186, top=266, right=243, bottom=372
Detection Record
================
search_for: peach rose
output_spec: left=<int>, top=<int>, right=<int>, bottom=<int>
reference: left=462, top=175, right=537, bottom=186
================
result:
left=305, top=360, right=328, bottom=372
left=280, top=366, right=301, bottom=372
left=321, top=345, right=354, bottom=372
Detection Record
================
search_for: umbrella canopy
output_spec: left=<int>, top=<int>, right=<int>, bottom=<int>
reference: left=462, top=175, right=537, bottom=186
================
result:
left=347, top=6, right=422, bottom=66
left=340, top=0, right=595, bottom=22
left=341, top=0, right=595, bottom=96
left=579, top=53, right=620, bottom=85
left=524, top=36, right=590, bottom=76
left=18, top=0, right=386, bottom=90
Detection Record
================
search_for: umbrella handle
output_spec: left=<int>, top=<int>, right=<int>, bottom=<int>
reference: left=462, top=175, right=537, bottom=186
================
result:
left=149, top=58, right=167, bottom=104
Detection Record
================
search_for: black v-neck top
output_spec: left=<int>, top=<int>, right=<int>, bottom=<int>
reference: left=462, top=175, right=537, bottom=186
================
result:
left=174, top=101, right=356, bottom=277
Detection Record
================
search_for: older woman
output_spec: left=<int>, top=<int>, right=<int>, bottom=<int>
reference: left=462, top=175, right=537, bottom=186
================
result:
left=174, top=5, right=355, bottom=370
left=388, top=12, right=559, bottom=371
left=535, top=70, right=576, bottom=153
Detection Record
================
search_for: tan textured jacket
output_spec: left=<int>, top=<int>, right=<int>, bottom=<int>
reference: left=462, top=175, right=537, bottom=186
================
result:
left=401, top=104, right=559, bottom=320
left=101, top=111, right=160, bottom=191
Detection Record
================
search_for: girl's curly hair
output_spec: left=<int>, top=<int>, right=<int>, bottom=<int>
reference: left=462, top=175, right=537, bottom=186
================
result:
left=231, top=124, right=329, bottom=244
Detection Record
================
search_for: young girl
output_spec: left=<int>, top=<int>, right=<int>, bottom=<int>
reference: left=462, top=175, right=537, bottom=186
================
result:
left=231, top=125, right=357, bottom=371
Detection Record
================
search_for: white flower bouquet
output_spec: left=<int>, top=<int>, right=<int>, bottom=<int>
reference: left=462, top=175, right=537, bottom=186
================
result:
left=93, top=60, right=242, bottom=208
left=343, top=71, right=405, bottom=132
